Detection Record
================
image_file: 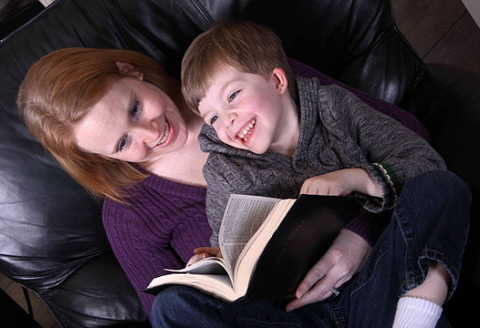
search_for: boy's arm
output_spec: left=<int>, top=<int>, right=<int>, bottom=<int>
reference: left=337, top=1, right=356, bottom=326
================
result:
left=203, top=158, right=236, bottom=247
left=326, top=85, right=447, bottom=212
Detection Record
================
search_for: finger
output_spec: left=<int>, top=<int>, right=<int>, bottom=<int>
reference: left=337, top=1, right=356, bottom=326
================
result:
left=193, top=247, right=208, bottom=254
left=194, top=247, right=218, bottom=256
left=299, top=181, right=311, bottom=195
left=303, top=271, right=339, bottom=301
left=186, top=253, right=206, bottom=267
left=295, top=260, right=332, bottom=299
left=287, top=274, right=339, bottom=311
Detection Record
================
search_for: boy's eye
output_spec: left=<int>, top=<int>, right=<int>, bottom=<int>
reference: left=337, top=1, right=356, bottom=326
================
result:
left=117, top=135, right=130, bottom=152
left=228, top=90, right=240, bottom=103
left=210, top=115, right=218, bottom=125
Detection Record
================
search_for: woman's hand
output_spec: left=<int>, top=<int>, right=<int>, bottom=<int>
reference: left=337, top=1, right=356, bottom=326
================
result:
left=286, top=229, right=371, bottom=311
left=300, top=168, right=382, bottom=198
left=186, top=247, right=222, bottom=267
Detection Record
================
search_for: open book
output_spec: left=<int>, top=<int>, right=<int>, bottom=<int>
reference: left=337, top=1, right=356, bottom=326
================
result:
left=145, top=194, right=365, bottom=302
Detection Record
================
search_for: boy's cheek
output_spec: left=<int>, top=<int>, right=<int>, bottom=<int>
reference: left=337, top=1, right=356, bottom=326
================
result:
left=217, top=129, right=240, bottom=148
left=217, top=129, right=230, bottom=143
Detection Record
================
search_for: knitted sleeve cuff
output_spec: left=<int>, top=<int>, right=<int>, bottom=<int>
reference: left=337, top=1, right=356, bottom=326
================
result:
left=345, top=208, right=391, bottom=246
left=358, top=162, right=399, bottom=212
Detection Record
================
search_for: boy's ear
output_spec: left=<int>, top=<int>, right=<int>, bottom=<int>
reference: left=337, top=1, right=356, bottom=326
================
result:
left=116, top=61, right=143, bottom=80
left=271, top=67, right=288, bottom=96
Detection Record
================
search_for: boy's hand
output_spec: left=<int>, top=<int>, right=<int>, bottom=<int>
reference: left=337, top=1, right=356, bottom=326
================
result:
left=186, top=247, right=222, bottom=267
left=300, top=168, right=382, bottom=197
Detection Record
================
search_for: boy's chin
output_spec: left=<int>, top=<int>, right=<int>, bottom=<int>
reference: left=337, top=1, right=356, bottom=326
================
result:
left=246, top=145, right=270, bottom=155
left=226, top=139, right=269, bottom=155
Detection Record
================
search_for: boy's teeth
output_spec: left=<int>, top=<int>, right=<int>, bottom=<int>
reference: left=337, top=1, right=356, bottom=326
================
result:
left=238, top=119, right=256, bottom=140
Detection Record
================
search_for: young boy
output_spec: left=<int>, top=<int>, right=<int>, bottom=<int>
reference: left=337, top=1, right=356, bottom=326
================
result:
left=180, top=20, right=461, bottom=328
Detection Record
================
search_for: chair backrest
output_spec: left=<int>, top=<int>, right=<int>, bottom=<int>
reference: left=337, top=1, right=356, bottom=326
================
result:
left=112, top=0, right=425, bottom=105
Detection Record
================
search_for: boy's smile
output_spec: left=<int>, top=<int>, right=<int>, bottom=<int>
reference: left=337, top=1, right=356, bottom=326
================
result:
left=236, top=118, right=256, bottom=145
left=198, top=65, right=299, bottom=156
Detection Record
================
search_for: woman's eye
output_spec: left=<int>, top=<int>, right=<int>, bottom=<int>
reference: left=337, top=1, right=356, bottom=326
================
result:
left=210, top=115, right=218, bottom=125
left=228, top=90, right=240, bottom=103
left=130, top=101, right=141, bottom=120
left=117, top=135, right=129, bottom=152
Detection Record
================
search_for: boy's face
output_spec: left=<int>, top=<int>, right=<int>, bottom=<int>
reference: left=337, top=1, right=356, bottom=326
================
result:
left=198, top=65, right=298, bottom=155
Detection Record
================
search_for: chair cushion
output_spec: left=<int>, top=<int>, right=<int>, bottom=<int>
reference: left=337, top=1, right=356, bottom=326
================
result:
left=40, top=252, right=149, bottom=327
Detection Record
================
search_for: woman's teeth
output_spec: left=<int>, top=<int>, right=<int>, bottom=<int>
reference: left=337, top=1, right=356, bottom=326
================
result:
left=158, top=121, right=170, bottom=146
left=238, top=119, right=256, bottom=141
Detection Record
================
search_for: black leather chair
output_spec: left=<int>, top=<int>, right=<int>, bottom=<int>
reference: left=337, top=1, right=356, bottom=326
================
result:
left=1, top=0, right=478, bottom=326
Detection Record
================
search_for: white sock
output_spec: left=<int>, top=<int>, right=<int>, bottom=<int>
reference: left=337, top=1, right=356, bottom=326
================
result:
left=392, top=297, right=443, bottom=328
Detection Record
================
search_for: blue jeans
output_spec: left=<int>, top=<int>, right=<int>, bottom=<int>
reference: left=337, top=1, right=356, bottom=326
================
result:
left=151, top=171, right=471, bottom=327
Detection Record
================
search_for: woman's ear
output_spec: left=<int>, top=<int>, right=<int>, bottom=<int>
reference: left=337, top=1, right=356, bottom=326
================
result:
left=116, top=61, right=143, bottom=80
left=271, top=67, right=288, bottom=96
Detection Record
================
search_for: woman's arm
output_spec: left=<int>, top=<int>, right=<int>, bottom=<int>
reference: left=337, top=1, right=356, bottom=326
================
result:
left=102, top=201, right=186, bottom=317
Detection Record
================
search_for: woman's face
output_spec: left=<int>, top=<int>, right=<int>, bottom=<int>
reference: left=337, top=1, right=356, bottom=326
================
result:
left=73, top=76, right=188, bottom=165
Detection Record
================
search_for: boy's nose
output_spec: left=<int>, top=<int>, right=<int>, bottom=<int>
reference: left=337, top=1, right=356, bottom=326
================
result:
left=222, top=111, right=236, bottom=128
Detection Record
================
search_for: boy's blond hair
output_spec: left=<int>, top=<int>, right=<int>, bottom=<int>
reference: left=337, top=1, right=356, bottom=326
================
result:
left=181, top=20, right=296, bottom=113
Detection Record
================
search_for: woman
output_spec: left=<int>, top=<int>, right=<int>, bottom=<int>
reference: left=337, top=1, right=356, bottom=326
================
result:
left=17, top=48, right=213, bottom=315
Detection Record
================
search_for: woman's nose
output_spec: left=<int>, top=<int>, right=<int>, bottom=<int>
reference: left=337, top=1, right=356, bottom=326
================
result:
left=137, top=119, right=160, bottom=145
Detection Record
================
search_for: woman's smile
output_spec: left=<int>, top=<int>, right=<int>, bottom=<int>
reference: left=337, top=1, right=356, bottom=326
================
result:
left=153, top=118, right=173, bottom=148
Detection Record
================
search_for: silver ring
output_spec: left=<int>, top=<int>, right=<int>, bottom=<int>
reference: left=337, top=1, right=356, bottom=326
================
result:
left=331, top=287, right=340, bottom=296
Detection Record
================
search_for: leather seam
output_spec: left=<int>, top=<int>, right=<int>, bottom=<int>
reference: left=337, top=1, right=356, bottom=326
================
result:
left=189, top=0, right=214, bottom=25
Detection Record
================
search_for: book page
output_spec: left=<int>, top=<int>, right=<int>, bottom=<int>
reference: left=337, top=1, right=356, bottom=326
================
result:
left=165, top=257, right=228, bottom=275
left=219, top=194, right=281, bottom=272
left=146, top=272, right=239, bottom=301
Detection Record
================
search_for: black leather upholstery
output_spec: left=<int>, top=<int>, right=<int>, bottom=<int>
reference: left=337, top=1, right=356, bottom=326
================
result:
left=0, top=0, right=478, bottom=326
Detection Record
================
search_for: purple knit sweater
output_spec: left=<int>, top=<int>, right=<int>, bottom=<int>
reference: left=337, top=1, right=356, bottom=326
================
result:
left=102, top=174, right=212, bottom=317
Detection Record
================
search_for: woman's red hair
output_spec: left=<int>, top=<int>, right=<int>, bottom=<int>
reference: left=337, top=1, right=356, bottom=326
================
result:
left=17, top=48, right=182, bottom=202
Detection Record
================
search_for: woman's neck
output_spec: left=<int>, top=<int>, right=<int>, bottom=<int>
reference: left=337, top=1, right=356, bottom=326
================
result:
left=183, top=107, right=205, bottom=139
left=145, top=108, right=208, bottom=187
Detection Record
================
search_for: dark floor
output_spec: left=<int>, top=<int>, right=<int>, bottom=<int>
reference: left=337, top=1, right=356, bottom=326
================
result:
left=1, top=0, right=480, bottom=327
left=392, top=0, right=480, bottom=72
left=0, top=272, right=60, bottom=328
